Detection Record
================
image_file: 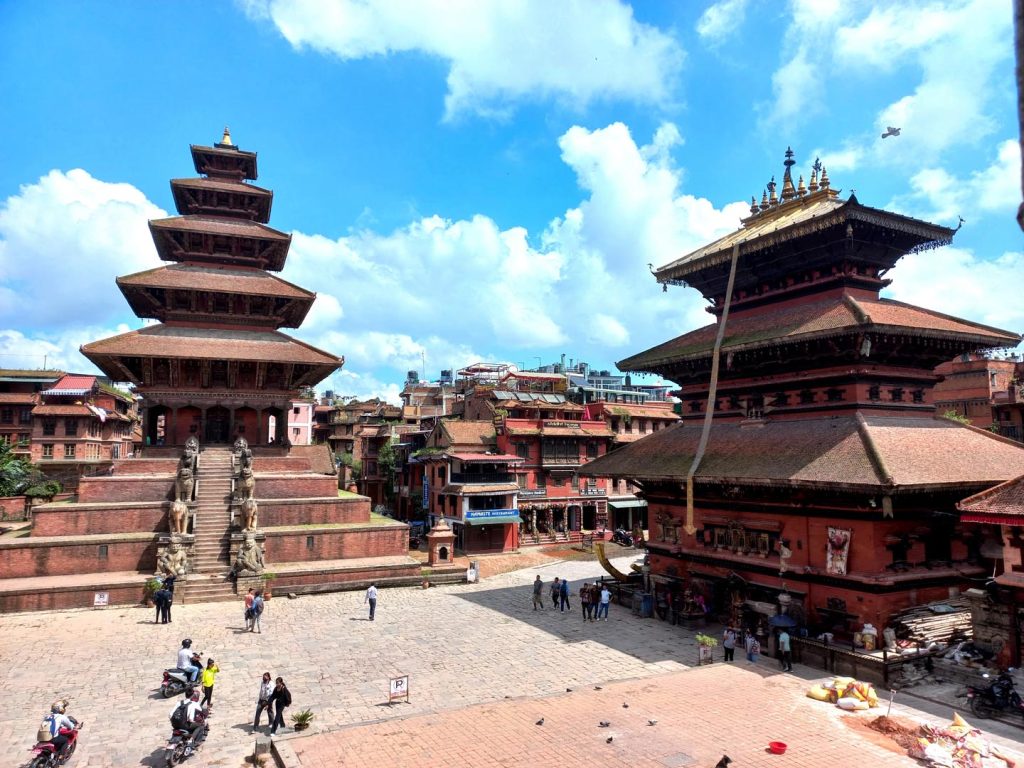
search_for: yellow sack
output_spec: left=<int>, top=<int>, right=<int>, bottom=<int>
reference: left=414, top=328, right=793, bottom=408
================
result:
left=833, top=677, right=854, bottom=690
left=837, top=696, right=870, bottom=711
left=807, top=684, right=832, bottom=702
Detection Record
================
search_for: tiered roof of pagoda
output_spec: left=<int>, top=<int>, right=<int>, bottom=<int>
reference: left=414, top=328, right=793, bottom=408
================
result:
left=82, top=129, right=342, bottom=390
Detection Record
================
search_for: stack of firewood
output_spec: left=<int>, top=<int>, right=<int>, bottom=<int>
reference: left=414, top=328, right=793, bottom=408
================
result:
left=889, top=598, right=972, bottom=645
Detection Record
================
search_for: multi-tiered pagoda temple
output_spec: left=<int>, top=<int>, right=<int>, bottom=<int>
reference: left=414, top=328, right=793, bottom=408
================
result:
left=582, top=150, right=1024, bottom=640
left=82, top=129, right=342, bottom=446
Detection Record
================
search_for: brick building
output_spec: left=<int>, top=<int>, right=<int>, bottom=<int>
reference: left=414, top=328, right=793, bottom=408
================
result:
left=581, top=150, right=1024, bottom=638
left=0, top=369, right=63, bottom=456
left=30, top=374, right=138, bottom=490
left=932, top=354, right=1022, bottom=437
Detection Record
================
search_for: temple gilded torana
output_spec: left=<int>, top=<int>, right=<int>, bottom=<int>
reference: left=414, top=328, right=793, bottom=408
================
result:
left=582, top=150, right=1024, bottom=638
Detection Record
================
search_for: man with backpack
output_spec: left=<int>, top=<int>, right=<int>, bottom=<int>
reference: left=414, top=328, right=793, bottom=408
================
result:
left=250, top=591, right=264, bottom=633
left=38, top=701, right=78, bottom=760
left=169, top=689, right=206, bottom=745
left=267, top=677, right=292, bottom=736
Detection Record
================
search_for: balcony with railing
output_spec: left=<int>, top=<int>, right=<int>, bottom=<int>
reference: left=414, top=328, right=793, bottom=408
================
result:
left=541, top=454, right=582, bottom=468
left=451, top=472, right=515, bottom=484
left=997, top=425, right=1022, bottom=442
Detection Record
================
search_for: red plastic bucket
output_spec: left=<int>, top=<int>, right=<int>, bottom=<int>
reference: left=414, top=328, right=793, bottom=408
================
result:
left=768, top=742, right=788, bottom=755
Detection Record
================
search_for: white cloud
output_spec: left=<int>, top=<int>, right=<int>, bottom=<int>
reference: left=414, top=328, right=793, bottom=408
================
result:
left=0, top=325, right=133, bottom=374
left=696, top=0, right=748, bottom=44
left=0, top=169, right=165, bottom=330
left=769, top=0, right=1011, bottom=168
left=885, top=247, right=1024, bottom=336
left=890, top=139, right=1021, bottom=223
left=0, top=123, right=750, bottom=399
left=242, top=0, right=683, bottom=118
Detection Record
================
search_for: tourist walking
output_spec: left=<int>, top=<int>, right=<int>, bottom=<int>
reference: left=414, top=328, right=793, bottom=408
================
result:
left=778, top=629, right=792, bottom=672
left=559, top=577, right=571, bottom=612
left=580, top=582, right=593, bottom=621
left=268, top=677, right=292, bottom=736
left=162, top=586, right=173, bottom=623
left=250, top=590, right=265, bottom=633
left=200, top=657, right=220, bottom=708
left=253, top=672, right=274, bottom=730
left=365, top=583, right=378, bottom=621
left=722, top=626, right=736, bottom=662
left=532, top=575, right=545, bottom=610
left=153, top=586, right=166, bottom=624
left=597, top=584, right=611, bottom=620
left=550, top=577, right=560, bottom=609
left=244, top=588, right=255, bottom=631
left=744, top=631, right=759, bottom=663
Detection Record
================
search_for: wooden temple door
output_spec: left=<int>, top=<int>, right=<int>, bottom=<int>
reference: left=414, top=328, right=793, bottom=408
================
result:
left=205, top=406, right=230, bottom=444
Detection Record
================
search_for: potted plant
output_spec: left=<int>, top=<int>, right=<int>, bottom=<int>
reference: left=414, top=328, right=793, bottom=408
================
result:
left=291, top=708, right=315, bottom=732
left=143, top=577, right=163, bottom=606
left=261, top=572, right=277, bottom=600
left=695, top=633, right=718, bottom=665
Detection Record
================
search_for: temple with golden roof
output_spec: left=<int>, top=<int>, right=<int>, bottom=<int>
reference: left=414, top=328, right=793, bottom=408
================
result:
left=582, top=149, right=1024, bottom=645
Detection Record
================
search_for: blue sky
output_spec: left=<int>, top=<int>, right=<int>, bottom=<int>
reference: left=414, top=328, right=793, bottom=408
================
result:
left=1, top=0, right=1020, bottom=401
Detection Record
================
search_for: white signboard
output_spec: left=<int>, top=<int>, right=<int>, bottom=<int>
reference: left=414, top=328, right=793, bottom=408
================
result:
left=93, top=592, right=109, bottom=607
left=389, top=675, right=410, bottom=703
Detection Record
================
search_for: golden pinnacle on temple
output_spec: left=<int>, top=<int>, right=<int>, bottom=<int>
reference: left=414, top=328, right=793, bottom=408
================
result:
left=797, top=175, right=806, bottom=196
left=760, top=189, right=769, bottom=211
left=768, top=175, right=778, bottom=204
left=808, top=168, right=819, bottom=193
left=820, top=166, right=830, bottom=189
left=750, top=196, right=759, bottom=215
left=781, top=147, right=797, bottom=200
left=220, top=126, right=233, bottom=146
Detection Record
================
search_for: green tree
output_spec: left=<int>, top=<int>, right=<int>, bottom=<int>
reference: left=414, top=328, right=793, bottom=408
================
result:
left=378, top=439, right=397, bottom=507
left=0, top=441, right=34, bottom=496
left=941, top=410, right=972, bottom=425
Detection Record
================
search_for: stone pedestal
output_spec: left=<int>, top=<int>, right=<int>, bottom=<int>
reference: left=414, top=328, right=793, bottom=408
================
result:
left=426, top=518, right=456, bottom=567
left=156, top=533, right=195, bottom=577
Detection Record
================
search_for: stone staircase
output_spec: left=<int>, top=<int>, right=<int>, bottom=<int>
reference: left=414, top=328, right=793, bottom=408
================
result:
left=182, top=447, right=237, bottom=603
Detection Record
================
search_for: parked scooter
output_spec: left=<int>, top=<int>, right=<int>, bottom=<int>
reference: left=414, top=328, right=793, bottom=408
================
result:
left=965, top=668, right=1024, bottom=719
left=611, top=528, right=634, bottom=547
left=28, top=722, right=83, bottom=768
left=161, top=652, right=203, bottom=698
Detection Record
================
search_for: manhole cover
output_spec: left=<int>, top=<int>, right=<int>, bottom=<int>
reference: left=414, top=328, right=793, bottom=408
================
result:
left=659, top=753, right=695, bottom=767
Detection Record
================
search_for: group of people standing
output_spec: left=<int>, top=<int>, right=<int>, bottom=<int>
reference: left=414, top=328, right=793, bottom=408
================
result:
left=153, top=574, right=176, bottom=624
left=243, top=588, right=266, bottom=632
left=253, top=673, right=292, bottom=735
left=533, top=576, right=611, bottom=620
left=720, top=626, right=792, bottom=671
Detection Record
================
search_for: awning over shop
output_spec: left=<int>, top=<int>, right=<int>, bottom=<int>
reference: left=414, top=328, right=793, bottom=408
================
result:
left=609, top=499, right=647, bottom=509
left=463, top=513, right=523, bottom=526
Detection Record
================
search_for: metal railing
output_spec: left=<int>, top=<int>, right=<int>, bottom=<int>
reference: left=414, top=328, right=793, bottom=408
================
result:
left=450, top=472, right=514, bottom=484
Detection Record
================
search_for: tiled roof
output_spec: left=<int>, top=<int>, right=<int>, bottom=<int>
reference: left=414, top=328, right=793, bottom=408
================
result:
left=42, top=374, right=97, bottom=395
left=117, top=265, right=313, bottom=299
left=81, top=325, right=342, bottom=366
left=0, top=393, right=37, bottom=404
left=440, top=483, right=519, bottom=495
left=958, top=474, right=1024, bottom=519
left=0, top=369, right=64, bottom=380
left=590, top=402, right=680, bottom=420
left=655, top=192, right=952, bottom=283
left=33, top=404, right=95, bottom=417
left=449, top=452, right=523, bottom=462
left=171, top=177, right=271, bottom=197
left=439, top=420, right=497, bottom=449
left=620, top=295, right=1020, bottom=371
left=579, top=414, right=1024, bottom=491
left=149, top=216, right=289, bottom=241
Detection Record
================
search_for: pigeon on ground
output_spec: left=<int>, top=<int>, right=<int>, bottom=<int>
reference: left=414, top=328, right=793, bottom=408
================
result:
left=598, top=721, right=611, bottom=728
left=648, top=719, right=658, bottom=726
left=715, top=756, right=732, bottom=768
left=535, top=718, right=544, bottom=726
left=606, top=736, right=614, bottom=743
left=566, top=688, right=573, bottom=692
left=594, top=686, right=603, bottom=690
left=622, top=703, right=629, bottom=708
left=881, top=126, right=901, bottom=139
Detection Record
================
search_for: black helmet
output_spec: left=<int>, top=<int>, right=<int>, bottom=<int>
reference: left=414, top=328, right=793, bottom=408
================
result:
left=182, top=639, right=192, bottom=648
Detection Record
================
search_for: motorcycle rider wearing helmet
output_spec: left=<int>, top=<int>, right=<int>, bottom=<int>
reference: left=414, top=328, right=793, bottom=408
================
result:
left=171, top=689, right=207, bottom=742
left=177, top=639, right=201, bottom=683
left=42, top=701, right=78, bottom=759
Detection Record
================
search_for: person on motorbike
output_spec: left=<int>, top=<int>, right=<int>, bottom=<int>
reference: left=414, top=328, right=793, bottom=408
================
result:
left=177, top=639, right=201, bottom=684
left=171, top=689, right=207, bottom=744
left=41, top=701, right=78, bottom=760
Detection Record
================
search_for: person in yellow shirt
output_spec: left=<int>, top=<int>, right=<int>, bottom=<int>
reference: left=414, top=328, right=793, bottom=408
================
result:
left=200, top=658, right=220, bottom=708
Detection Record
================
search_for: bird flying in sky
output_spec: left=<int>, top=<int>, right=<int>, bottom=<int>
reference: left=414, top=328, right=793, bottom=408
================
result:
left=881, top=126, right=901, bottom=139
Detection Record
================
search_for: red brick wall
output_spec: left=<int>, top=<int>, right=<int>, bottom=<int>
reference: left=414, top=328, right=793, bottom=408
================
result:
left=1, top=537, right=158, bottom=577
left=258, top=498, right=369, bottom=527
left=78, top=476, right=175, bottom=503
left=0, top=583, right=143, bottom=613
left=112, top=459, right=179, bottom=475
left=269, top=563, right=421, bottom=593
left=264, top=526, right=407, bottom=563
left=255, top=474, right=339, bottom=499
left=32, top=502, right=168, bottom=536
left=254, top=457, right=313, bottom=473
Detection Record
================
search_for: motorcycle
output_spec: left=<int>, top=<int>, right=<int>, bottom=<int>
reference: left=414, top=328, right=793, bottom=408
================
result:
left=164, top=718, right=208, bottom=767
left=964, top=668, right=1024, bottom=719
left=28, top=722, right=83, bottom=768
left=161, top=653, right=202, bottom=698
left=611, top=528, right=633, bottom=547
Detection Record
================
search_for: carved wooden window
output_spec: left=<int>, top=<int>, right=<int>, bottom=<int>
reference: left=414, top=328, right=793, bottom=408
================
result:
left=64, top=418, right=78, bottom=435
left=64, top=444, right=76, bottom=459
left=771, top=392, right=790, bottom=407
left=912, top=389, right=925, bottom=404
left=43, top=419, right=56, bottom=436
left=0, top=408, right=11, bottom=424
left=42, top=443, right=54, bottom=458
left=688, top=400, right=702, bottom=413
left=826, top=388, right=845, bottom=402
left=890, top=388, right=904, bottom=402
left=799, top=389, right=815, bottom=404
left=868, top=385, right=880, bottom=401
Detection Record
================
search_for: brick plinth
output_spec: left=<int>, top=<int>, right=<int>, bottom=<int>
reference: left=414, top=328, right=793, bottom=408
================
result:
left=77, top=475, right=176, bottom=503
left=253, top=474, right=339, bottom=499
left=111, top=458, right=180, bottom=475
left=252, top=497, right=369, bottom=527
left=0, top=534, right=159, bottom=577
left=0, top=579, right=144, bottom=613
left=263, top=524, right=408, bottom=563
left=31, top=501, right=173, bottom=536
